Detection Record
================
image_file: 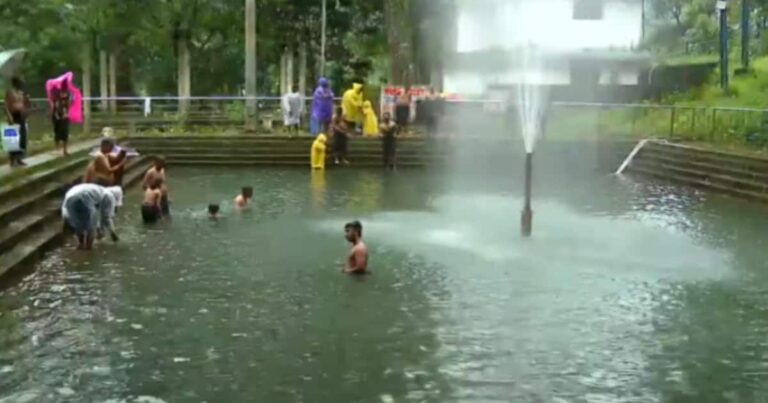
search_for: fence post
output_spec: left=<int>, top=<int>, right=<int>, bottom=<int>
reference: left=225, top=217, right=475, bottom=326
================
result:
left=711, top=109, right=717, bottom=141
left=669, top=107, right=676, bottom=138
left=691, top=108, right=696, bottom=137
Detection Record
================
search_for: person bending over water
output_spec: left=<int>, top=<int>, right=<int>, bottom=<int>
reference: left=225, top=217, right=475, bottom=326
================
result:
left=343, top=221, right=369, bottom=274
left=61, top=184, right=122, bottom=250
left=141, top=179, right=163, bottom=224
left=234, top=186, right=253, bottom=209
left=142, top=157, right=170, bottom=216
left=84, top=138, right=127, bottom=186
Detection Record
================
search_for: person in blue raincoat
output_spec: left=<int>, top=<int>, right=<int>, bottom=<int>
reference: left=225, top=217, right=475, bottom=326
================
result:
left=310, top=77, right=335, bottom=136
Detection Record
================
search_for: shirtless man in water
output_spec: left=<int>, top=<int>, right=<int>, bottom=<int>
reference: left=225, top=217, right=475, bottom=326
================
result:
left=142, top=157, right=170, bottom=215
left=343, top=221, right=368, bottom=274
left=84, top=138, right=127, bottom=186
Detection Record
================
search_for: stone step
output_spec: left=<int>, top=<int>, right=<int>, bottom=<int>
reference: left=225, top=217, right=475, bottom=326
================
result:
left=0, top=158, right=151, bottom=283
left=128, top=135, right=432, bottom=142
left=643, top=142, right=768, bottom=171
left=0, top=156, right=149, bottom=246
left=628, top=165, right=768, bottom=204
left=166, top=159, right=439, bottom=167
left=0, top=204, right=59, bottom=255
left=631, top=160, right=768, bottom=194
left=0, top=220, right=64, bottom=281
left=158, top=153, right=447, bottom=162
left=0, top=156, right=90, bottom=206
left=639, top=152, right=768, bottom=184
left=134, top=147, right=442, bottom=156
left=132, top=141, right=439, bottom=148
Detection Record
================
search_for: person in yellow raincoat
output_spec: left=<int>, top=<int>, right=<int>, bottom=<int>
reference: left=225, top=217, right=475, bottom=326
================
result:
left=341, top=83, right=364, bottom=128
left=311, top=133, right=328, bottom=170
left=362, top=101, right=379, bottom=137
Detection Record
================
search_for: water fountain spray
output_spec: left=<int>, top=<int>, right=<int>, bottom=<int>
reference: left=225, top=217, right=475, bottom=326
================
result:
left=516, top=46, right=547, bottom=237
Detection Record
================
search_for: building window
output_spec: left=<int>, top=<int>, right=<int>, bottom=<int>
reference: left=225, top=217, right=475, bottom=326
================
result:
left=573, top=0, right=604, bottom=20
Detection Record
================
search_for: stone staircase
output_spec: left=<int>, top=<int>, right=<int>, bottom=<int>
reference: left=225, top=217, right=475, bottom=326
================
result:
left=0, top=150, right=151, bottom=281
left=627, top=141, right=768, bottom=203
left=127, top=136, right=448, bottom=167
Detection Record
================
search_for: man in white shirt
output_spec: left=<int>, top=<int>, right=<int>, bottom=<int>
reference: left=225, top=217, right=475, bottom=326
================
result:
left=62, top=184, right=123, bottom=250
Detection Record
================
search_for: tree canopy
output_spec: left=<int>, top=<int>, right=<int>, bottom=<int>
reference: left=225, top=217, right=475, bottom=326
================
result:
left=0, top=0, right=447, bottom=97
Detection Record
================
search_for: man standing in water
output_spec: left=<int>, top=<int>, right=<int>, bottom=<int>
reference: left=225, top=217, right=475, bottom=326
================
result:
left=142, top=157, right=170, bottom=216
left=84, top=138, right=127, bottom=186
left=343, top=221, right=368, bottom=274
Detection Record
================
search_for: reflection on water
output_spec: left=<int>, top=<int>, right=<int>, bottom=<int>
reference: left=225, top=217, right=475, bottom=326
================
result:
left=1, top=167, right=768, bottom=401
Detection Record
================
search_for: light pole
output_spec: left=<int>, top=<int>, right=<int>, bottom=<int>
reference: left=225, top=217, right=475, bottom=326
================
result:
left=717, top=0, right=729, bottom=92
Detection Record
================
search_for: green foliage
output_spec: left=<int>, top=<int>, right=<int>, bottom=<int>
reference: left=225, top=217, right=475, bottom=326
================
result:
left=0, top=0, right=392, bottom=97
left=645, top=0, right=735, bottom=56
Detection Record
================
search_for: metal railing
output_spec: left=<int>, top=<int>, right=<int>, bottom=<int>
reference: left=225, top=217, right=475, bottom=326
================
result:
left=4, top=96, right=768, bottom=145
left=443, top=99, right=768, bottom=144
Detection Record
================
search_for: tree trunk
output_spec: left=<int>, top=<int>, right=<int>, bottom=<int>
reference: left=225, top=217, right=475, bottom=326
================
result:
left=82, top=43, right=92, bottom=134
left=287, top=46, right=294, bottom=92
left=299, top=43, right=307, bottom=97
left=108, top=52, right=117, bottom=113
left=178, top=34, right=192, bottom=115
left=384, top=0, right=412, bottom=85
left=99, top=50, right=108, bottom=112
left=245, top=0, right=258, bottom=131
left=280, top=50, right=287, bottom=96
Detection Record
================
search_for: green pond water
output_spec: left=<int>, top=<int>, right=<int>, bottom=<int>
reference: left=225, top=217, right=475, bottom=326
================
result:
left=2, top=165, right=768, bottom=402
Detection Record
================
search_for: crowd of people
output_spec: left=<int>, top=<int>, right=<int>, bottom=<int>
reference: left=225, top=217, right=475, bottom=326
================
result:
left=60, top=142, right=370, bottom=274
left=4, top=74, right=384, bottom=270
left=284, top=78, right=446, bottom=171
left=4, top=74, right=83, bottom=167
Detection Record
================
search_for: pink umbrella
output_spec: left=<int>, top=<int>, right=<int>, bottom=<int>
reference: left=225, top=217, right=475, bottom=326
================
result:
left=46, top=72, right=83, bottom=124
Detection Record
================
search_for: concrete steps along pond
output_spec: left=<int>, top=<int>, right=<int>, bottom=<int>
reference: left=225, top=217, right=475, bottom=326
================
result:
left=127, top=136, right=449, bottom=167
left=626, top=141, right=768, bottom=203
left=0, top=150, right=151, bottom=282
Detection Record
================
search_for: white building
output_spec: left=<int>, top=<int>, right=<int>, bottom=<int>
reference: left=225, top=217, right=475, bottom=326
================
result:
left=444, top=0, right=651, bottom=97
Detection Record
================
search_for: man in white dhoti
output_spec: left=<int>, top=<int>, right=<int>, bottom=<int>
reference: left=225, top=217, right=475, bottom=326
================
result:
left=282, top=85, right=304, bottom=134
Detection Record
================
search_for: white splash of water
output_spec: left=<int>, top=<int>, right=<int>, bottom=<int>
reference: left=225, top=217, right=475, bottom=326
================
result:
left=515, top=45, right=549, bottom=153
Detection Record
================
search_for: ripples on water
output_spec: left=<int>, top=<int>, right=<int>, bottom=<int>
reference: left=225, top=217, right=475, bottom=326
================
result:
left=2, top=167, right=768, bottom=401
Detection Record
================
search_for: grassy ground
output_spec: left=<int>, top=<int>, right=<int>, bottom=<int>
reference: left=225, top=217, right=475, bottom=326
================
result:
left=574, top=56, right=768, bottom=148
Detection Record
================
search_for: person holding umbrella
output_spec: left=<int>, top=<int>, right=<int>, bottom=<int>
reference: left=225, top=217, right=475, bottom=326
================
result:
left=4, top=76, right=29, bottom=166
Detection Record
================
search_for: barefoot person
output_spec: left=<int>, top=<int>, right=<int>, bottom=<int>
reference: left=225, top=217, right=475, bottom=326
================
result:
left=61, top=184, right=122, bottom=250
left=380, top=112, right=398, bottom=171
left=343, top=221, right=369, bottom=274
left=4, top=76, right=29, bottom=167
left=84, top=138, right=127, bottom=186
left=141, top=178, right=163, bottom=224
left=51, top=84, right=71, bottom=156
left=234, top=186, right=253, bottom=209
left=331, top=107, right=350, bottom=165
left=142, top=157, right=170, bottom=216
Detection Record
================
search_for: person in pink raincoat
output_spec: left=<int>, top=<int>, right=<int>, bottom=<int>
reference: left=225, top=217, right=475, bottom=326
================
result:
left=46, top=72, right=83, bottom=156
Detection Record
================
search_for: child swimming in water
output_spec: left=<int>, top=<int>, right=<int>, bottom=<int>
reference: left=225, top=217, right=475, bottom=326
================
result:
left=141, top=178, right=163, bottom=224
left=234, top=186, right=253, bottom=210
left=208, top=204, right=220, bottom=220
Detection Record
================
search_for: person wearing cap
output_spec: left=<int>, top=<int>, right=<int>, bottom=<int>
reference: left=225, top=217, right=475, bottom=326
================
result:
left=61, top=184, right=123, bottom=250
left=84, top=137, right=127, bottom=186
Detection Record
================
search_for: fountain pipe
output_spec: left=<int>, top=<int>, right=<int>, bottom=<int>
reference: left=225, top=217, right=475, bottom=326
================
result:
left=521, top=152, right=533, bottom=237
